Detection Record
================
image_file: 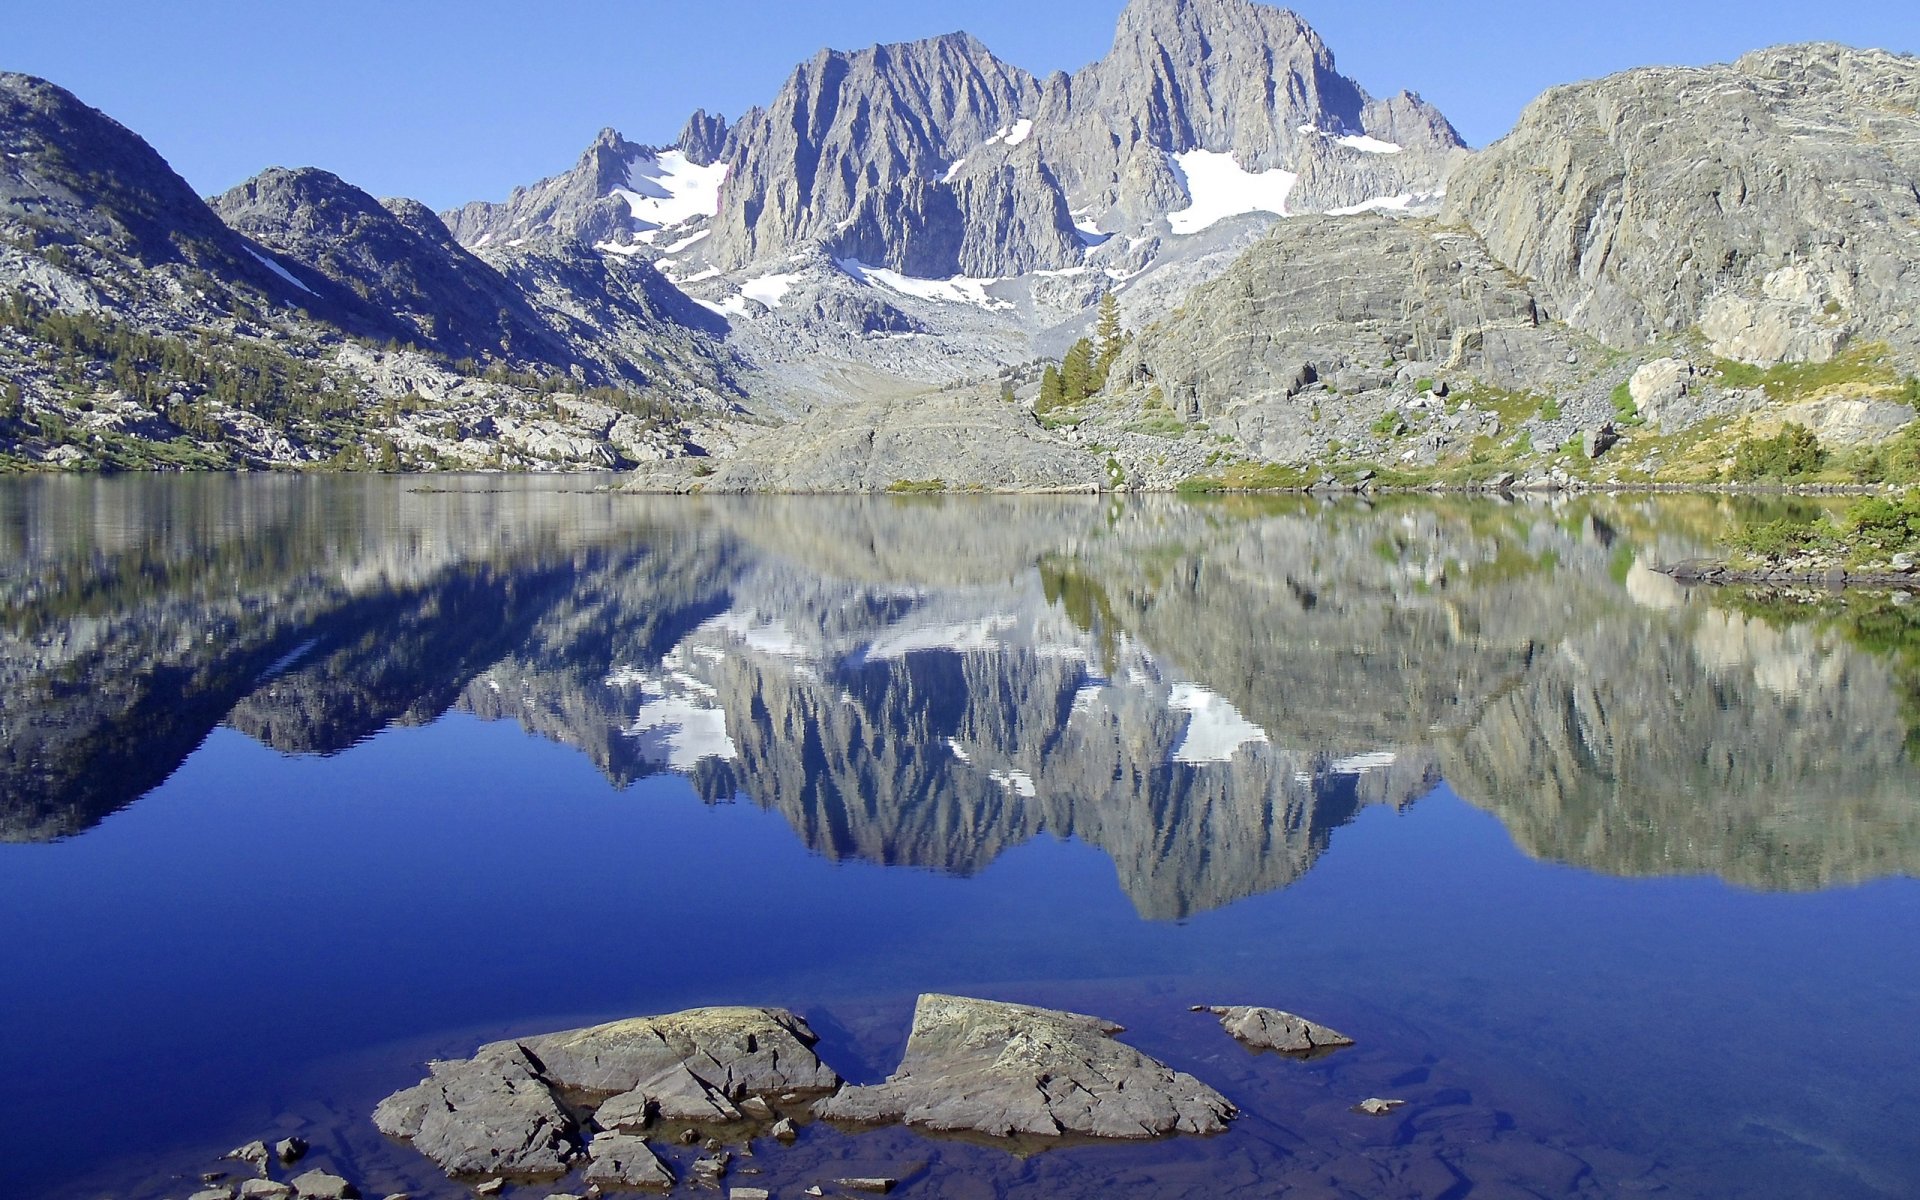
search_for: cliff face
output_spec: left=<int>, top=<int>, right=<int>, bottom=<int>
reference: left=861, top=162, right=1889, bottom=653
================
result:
left=1443, top=43, right=1920, bottom=364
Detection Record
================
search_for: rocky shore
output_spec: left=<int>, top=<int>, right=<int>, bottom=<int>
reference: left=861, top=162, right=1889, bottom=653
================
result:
left=175, top=997, right=1367, bottom=1200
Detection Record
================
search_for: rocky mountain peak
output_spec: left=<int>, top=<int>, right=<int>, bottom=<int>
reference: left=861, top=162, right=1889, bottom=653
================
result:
left=677, top=109, right=730, bottom=166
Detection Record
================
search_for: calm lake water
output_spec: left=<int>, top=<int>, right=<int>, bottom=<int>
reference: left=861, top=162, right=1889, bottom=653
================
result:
left=1, top=476, right=1916, bottom=1200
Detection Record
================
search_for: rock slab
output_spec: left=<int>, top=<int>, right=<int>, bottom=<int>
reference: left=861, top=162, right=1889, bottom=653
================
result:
left=1195, top=1005, right=1355, bottom=1055
left=375, top=1008, right=838, bottom=1180
left=816, top=994, right=1235, bottom=1139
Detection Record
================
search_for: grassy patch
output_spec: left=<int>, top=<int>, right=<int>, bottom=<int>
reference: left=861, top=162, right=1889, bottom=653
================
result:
left=1712, top=343, right=1902, bottom=403
left=1175, top=462, right=1314, bottom=493
left=886, top=478, right=948, bottom=493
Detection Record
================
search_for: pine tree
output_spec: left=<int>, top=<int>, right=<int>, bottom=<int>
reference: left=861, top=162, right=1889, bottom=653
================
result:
left=1061, top=337, right=1095, bottom=403
left=1094, top=291, right=1122, bottom=381
left=1000, top=379, right=1016, bottom=404
left=1038, top=364, right=1065, bottom=412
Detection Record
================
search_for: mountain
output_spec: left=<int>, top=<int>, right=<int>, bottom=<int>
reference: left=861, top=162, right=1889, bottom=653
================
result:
left=6, top=6, right=1918, bottom=489
left=434, top=0, right=1466, bottom=404
left=1084, top=41, right=1920, bottom=489
left=0, top=72, right=357, bottom=331
left=0, top=73, right=745, bottom=472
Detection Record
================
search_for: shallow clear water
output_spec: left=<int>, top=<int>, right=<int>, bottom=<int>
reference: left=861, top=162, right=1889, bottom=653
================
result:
left=1, top=476, right=1916, bottom=1199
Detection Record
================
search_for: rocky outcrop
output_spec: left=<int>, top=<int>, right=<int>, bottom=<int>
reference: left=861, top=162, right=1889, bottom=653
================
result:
left=1036, top=0, right=1464, bottom=222
left=442, top=127, right=662, bottom=251
left=374, top=1007, right=837, bottom=1182
left=1444, top=43, right=1920, bottom=364
left=372, top=1043, right=580, bottom=1177
left=1104, top=214, right=1577, bottom=463
left=1195, top=1005, right=1354, bottom=1055
left=816, top=994, right=1236, bottom=1138
left=515, top=1006, right=840, bottom=1098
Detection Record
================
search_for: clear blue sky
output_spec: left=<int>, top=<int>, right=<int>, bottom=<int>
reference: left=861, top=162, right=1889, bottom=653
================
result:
left=5, top=0, right=1914, bottom=211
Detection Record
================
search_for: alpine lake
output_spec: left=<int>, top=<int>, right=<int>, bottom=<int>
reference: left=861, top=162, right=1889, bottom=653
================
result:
left=2, top=474, right=1916, bottom=1200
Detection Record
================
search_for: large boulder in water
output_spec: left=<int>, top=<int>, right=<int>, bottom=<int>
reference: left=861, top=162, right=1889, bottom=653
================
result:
left=816, top=993, right=1235, bottom=1139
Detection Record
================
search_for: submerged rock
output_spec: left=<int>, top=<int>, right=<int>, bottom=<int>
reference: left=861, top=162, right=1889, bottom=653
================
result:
left=817, top=994, right=1235, bottom=1139
left=583, top=1133, right=675, bottom=1190
left=224, top=1142, right=271, bottom=1175
left=372, top=1044, right=578, bottom=1177
left=1355, top=1097, right=1408, bottom=1116
left=1193, top=1005, right=1355, bottom=1055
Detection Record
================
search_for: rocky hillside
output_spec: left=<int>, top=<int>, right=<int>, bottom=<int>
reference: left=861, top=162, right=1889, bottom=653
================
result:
left=0, top=72, right=746, bottom=472
left=1084, top=41, right=1920, bottom=491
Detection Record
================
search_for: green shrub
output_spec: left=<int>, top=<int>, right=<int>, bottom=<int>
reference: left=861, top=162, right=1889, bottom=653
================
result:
left=1733, top=516, right=1837, bottom=558
left=1847, top=494, right=1920, bottom=555
left=1729, top=423, right=1827, bottom=481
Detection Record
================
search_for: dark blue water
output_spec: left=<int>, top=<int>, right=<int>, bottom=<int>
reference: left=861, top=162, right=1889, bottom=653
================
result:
left=1, top=477, right=1916, bottom=1199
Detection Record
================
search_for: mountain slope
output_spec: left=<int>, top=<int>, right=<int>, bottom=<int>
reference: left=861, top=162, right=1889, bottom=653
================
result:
left=1444, top=43, right=1920, bottom=363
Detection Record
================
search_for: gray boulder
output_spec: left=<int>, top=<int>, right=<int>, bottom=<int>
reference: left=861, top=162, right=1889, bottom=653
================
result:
left=1194, top=1005, right=1354, bottom=1054
left=516, top=1006, right=840, bottom=1098
left=288, top=1172, right=357, bottom=1200
left=583, top=1133, right=675, bottom=1190
left=372, top=1044, right=578, bottom=1178
left=816, top=994, right=1235, bottom=1139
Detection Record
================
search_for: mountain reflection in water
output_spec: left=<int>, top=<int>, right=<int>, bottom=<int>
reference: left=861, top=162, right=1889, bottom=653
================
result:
left=4, top=476, right=1916, bottom=911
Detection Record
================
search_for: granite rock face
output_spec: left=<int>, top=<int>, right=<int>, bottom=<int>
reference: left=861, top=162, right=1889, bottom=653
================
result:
left=1105, top=214, right=1568, bottom=461
left=1445, top=43, right=1920, bottom=364
left=444, top=128, right=681, bottom=252
left=1037, top=0, right=1464, bottom=222
left=816, top=994, right=1237, bottom=1139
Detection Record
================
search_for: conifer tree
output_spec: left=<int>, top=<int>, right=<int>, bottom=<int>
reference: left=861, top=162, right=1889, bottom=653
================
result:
left=1094, top=291, right=1122, bottom=380
left=1061, top=337, right=1095, bottom=403
left=1038, top=364, right=1065, bottom=412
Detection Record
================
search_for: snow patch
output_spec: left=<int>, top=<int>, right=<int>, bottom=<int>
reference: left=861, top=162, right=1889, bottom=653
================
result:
left=943, top=157, right=969, bottom=182
left=612, top=151, right=729, bottom=231
left=662, top=227, right=711, bottom=255
left=247, top=248, right=315, bottom=296
left=1166, top=151, right=1298, bottom=235
left=740, top=272, right=800, bottom=309
left=1326, top=194, right=1422, bottom=217
left=836, top=259, right=1012, bottom=312
left=991, top=769, right=1038, bottom=798
left=622, top=696, right=737, bottom=769
left=991, top=119, right=1034, bottom=147
left=1167, top=683, right=1271, bottom=764
left=1336, top=134, right=1403, bottom=155
left=706, top=611, right=809, bottom=657
left=860, top=616, right=1016, bottom=662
